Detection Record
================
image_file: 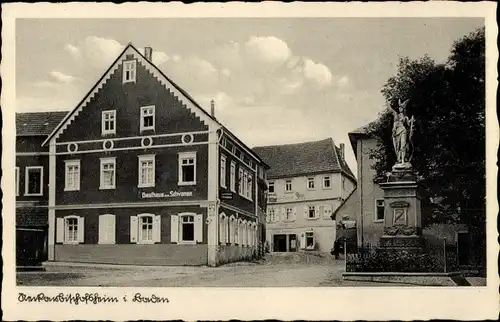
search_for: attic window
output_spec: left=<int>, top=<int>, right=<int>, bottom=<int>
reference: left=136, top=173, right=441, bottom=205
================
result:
left=123, top=60, right=137, bottom=84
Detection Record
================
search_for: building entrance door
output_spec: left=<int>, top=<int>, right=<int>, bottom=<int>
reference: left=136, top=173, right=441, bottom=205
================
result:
left=288, top=234, right=297, bottom=252
left=273, top=234, right=287, bottom=252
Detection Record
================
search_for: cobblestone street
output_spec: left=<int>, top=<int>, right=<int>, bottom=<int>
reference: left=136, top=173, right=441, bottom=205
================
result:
left=17, top=253, right=358, bottom=287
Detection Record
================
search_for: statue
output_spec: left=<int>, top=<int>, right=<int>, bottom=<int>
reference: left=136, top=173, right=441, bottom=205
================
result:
left=390, top=98, right=415, bottom=168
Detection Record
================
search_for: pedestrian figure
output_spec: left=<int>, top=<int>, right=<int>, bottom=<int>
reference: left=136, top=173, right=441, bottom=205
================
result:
left=332, top=239, right=340, bottom=260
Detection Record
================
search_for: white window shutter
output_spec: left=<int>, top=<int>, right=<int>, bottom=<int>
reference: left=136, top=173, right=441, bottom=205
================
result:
left=108, top=215, right=116, bottom=244
left=98, top=215, right=106, bottom=244
left=195, top=214, right=203, bottom=243
left=303, top=206, right=309, bottom=218
left=170, top=215, right=179, bottom=243
left=319, top=205, right=325, bottom=218
left=293, top=207, right=297, bottom=221
left=154, top=215, right=161, bottom=243
left=300, top=232, right=306, bottom=249
left=130, top=215, right=138, bottom=243
left=77, top=216, right=85, bottom=243
left=56, top=218, right=64, bottom=243
left=281, top=208, right=286, bottom=221
left=314, top=206, right=319, bottom=218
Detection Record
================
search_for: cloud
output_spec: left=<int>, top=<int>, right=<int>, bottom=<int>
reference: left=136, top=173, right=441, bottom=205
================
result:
left=64, top=44, right=80, bottom=56
left=244, top=36, right=292, bottom=66
left=301, top=59, right=333, bottom=87
left=49, top=71, right=77, bottom=84
left=337, top=75, right=350, bottom=88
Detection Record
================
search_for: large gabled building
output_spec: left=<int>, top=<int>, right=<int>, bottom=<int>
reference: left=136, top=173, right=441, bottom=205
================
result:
left=32, top=43, right=268, bottom=267
left=253, top=138, right=356, bottom=253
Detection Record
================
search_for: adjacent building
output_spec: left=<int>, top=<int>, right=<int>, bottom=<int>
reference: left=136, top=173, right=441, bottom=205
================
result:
left=16, top=112, right=68, bottom=266
left=34, top=43, right=268, bottom=267
left=333, top=121, right=472, bottom=266
left=253, top=138, right=356, bottom=253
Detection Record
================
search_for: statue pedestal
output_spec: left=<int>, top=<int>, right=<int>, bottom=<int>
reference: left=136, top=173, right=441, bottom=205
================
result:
left=378, top=167, right=424, bottom=255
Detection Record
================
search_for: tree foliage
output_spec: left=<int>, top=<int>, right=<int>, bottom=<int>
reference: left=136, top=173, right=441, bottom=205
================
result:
left=366, top=27, right=485, bottom=229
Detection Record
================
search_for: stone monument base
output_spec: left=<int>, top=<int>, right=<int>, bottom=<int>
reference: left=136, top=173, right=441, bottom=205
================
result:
left=378, top=235, right=425, bottom=256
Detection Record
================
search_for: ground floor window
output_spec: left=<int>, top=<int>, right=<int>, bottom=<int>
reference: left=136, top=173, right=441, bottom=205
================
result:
left=56, top=215, right=84, bottom=244
left=170, top=213, right=203, bottom=244
left=130, top=214, right=161, bottom=244
left=305, top=232, right=315, bottom=249
left=182, top=215, right=195, bottom=242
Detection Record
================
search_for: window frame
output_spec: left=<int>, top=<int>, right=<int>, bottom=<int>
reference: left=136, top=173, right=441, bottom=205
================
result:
left=101, top=110, right=116, bottom=135
left=285, top=207, right=294, bottom=221
left=99, top=157, right=116, bottom=190
left=268, top=181, right=275, bottom=193
left=375, top=199, right=385, bottom=223
left=64, top=215, right=80, bottom=244
left=138, top=154, right=155, bottom=188
left=285, top=180, right=292, bottom=193
left=122, top=60, right=137, bottom=84
left=220, top=154, right=227, bottom=188
left=308, top=205, right=317, bottom=219
left=305, top=231, right=315, bottom=250
left=24, top=166, right=44, bottom=196
left=178, top=151, right=197, bottom=186
left=323, top=175, right=332, bottom=189
left=140, top=105, right=155, bottom=132
left=238, top=168, right=244, bottom=196
left=179, top=213, right=196, bottom=244
left=307, top=177, right=315, bottom=190
left=64, top=160, right=81, bottom=192
left=230, top=161, right=236, bottom=192
left=137, top=213, right=155, bottom=244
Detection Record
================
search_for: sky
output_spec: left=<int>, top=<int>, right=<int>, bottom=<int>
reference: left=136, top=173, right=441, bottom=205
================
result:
left=15, top=18, right=483, bottom=176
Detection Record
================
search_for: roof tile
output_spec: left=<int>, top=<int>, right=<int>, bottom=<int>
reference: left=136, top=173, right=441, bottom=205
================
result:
left=16, top=112, right=68, bottom=136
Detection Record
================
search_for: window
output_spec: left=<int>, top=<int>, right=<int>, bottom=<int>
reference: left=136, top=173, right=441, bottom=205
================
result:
left=130, top=214, right=161, bottom=244
left=238, top=168, right=244, bottom=195
left=305, top=232, right=315, bottom=250
left=219, top=214, right=227, bottom=245
left=308, top=206, right=317, bottom=219
left=230, top=162, right=236, bottom=192
left=375, top=199, right=385, bottom=222
left=220, top=154, right=227, bottom=188
left=123, top=60, right=136, bottom=83
left=323, top=176, right=331, bottom=188
left=268, top=181, right=275, bottom=193
left=15, top=167, right=19, bottom=196
left=138, top=155, right=155, bottom=188
left=64, top=160, right=80, bottom=191
left=246, top=175, right=253, bottom=200
left=178, top=152, right=196, bottom=185
left=101, top=110, right=116, bottom=135
left=100, top=157, right=116, bottom=189
left=285, top=180, right=292, bottom=192
left=140, top=215, right=154, bottom=242
left=286, top=208, right=293, bottom=221
left=56, top=215, right=84, bottom=244
left=307, top=177, right=315, bottom=189
left=181, top=215, right=195, bottom=242
left=25, top=166, right=43, bottom=196
left=267, top=208, right=276, bottom=223
left=140, top=106, right=155, bottom=131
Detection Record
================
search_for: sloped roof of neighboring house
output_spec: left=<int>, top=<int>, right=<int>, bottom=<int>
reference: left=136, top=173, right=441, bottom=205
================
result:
left=348, top=120, right=378, bottom=159
left=330, top=187, right=358, bottom=220
left=252, top=138, right=355, bottom=181
left=16, top=111, right=68, bottom=136
left=40, top=43, right=268, bottom=167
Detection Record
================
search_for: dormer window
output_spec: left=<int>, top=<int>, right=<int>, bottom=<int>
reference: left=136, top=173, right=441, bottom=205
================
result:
left=140, top=106, right=155, bottom=132
left=123, top=60, right=136, bottom=83
left=102, top=110, right=116, bottom=135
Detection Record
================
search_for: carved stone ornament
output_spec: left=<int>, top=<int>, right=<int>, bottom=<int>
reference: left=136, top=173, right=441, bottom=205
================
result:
left=383, top=225, right=419, bottom=236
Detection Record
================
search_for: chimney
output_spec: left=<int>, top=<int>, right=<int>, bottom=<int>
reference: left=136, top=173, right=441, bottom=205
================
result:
left=210, top=99, right=216, bottom=118
left=144, top=47, right=153, bottom=62
left=339, top=143, right=345, bottom=160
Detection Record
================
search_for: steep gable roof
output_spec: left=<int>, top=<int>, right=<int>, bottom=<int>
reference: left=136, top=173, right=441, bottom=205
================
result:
left=252, top=138, right=355, bottom=181
left=16, top=112, right=68, bottom=136
left=41, top=43, right=265, bottom=165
